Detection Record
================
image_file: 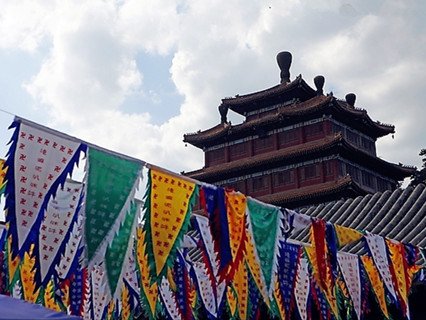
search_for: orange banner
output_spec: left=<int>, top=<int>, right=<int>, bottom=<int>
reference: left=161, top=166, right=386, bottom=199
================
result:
left=361, top=255, right=389, bottom=318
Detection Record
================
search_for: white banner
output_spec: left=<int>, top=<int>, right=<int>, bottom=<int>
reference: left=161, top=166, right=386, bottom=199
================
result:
left=364, top=233, right=397, bottom=300
left=295, top=257, right=310, bottom=320
left=337, top=252, right=361, bottom=319
left=12, top=122, right=81, bottom=254
left=38, top=179, right=83, bottom=284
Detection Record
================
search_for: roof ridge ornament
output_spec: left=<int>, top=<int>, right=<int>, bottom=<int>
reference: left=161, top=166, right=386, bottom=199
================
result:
left=276, top=51, right=292, bottom=84
left=314, top=75, right=325, bottom=96
left=345, top=93, right=356, bottom=107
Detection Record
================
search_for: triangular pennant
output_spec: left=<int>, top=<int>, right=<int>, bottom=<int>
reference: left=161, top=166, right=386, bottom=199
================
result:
left=56, top=213, right=84, bottom=281
left=200, top=185, right=232, bottom=280
left=361, top=255, right=389, bottom=319
left=386, top=239, right=410, bottom=318
left=174, top=251, right=192, bottom=320
left=225, top=190, right=247, bottom=281
left=244, top=229, right=270, bottom=306
left=44, top=279, right=62, bottom=312
left=311, top=279, right=330, bottom=320
left=159, top=275, right=182, bottom=320
left=121, top=284, right=132, bottom=320
left=277, top=241, right=301, bottom=318
left=5, top=120, right=86, bottom=258
left=191, top=259, right=218, bottom=318
left=337, top=251, right=361, bottom=319
left=272, top=274, right=286, bottom=320
left=335, top=224, right=363, bottom=248
left=142, top=168, right=197, bottom=283
left=247, top=267, right=263, bottom=319
left=364, top=233, right=397, bottom=301
left=227, top=285, right=238, bottom=318
left=70, top=267, right=89, bottom=316
left=294, top=257, right=310, bottom=320
left=20, top=248, right=40, bottom=303
left=36, top=179, right=83, bottom=287
left=309, top=219, right=329, bottom=290
left=233, top=261, right=249, bottom=320
left=194, top=215, right=220, bottom=292
left=305, top=245, right=338, bottom=319
left=135, top=227, right=158, bottom=320
left=105, top=201, right=139, bottom=299
left=0, top=159, right=7, bottom=195
left=7, top=236, right=21, bottom=291
left=191, top=215, right=227, bottom=318
left=122, top=252, right=140, bottom=304
left=84, top=147, right=142, bottom=264
left=246, top=197, right=281, bottom=294
left=91, top=264, right=110, bottom=320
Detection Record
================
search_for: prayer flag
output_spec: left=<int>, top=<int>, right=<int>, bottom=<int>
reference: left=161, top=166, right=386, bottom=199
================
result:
left=84, top=147, right=142, bottom=264
left=246, top=197, right=282, bottom=295
left=136, top=227, right=158, bottom=320
left=36, top=179, right=83, bottom=287
left=105, top=201, right=139, bottom=299
left=337, top=252, right=361, bottom=319
left=364, top=233, right=397, bottom=301
left=5, top=120, right=86, bottom=258
left=143, top=168, right=197, bottom=283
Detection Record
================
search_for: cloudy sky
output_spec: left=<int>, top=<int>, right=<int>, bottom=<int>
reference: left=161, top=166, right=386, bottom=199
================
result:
left=0, top=0, right=425, bottom=177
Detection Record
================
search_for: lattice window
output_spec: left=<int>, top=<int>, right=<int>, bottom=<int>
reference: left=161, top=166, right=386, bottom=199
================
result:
left=273, top=170, right=294, bottom=186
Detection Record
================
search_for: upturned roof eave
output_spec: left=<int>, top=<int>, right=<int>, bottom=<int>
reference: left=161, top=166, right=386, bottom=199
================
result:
left=256, top=176, right=369, bottom=208
left=184, top=134, right=415, bottom=182
left=222, top=75, right=317, bottom=115
left=183, top=96, right=395, bottom=148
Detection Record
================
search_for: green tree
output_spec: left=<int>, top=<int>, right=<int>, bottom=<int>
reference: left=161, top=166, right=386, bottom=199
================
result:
left=411, top=149, right=426, bottom=186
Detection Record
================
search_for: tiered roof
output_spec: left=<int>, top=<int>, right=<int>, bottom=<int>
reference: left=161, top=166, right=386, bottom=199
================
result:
left=185, top=133, right=415, bottom=182
left=221, top=75, right=316, bottom=115
left=257, top=175, right=369, bottom=208
left=184, top=87, right=395, bottom=148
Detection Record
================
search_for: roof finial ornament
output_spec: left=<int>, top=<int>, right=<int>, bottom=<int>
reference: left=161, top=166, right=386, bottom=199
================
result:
left=345, top=93, right=356, bottom=107
left=218, top=104, right=229, bottom=124
left=314, top=75, right=325, bottom=95
left=276, top=51, right=292, bottom=84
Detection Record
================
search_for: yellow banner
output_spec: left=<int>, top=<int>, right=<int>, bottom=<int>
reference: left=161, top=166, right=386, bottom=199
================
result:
left=136, top=228, right=158, bottom=316
left=273, top=274, right=286, bottom=320
left=305, top=246, right=338, bottom=318
left=335, top=224, right=363, bottom=248
left=225, top=191, right=247, bottom=271
left=233, top=261, right=248, bottom=320
left=227, top=286, right=238, bottom=318
left=149, top=169, right=195, bottom=277
left=44, top=279, right=61, bottom=312
left=7, top=237, right=20, bottom=283
left=20, top=248, right=40, bottom=303
left=121, top=285, right=131, bottom=320
left=0, top=159, right=6, bottom=192
left=386, top=240, right=408, bottom=314
left=361, top=255, right=389, bottom=319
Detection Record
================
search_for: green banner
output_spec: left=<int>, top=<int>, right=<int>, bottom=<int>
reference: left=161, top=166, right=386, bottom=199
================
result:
left=105, top=202, right=138, bottom=297
left=247, top=198, right=280, bottom=292
left=85, top=148, right=141, bottom=262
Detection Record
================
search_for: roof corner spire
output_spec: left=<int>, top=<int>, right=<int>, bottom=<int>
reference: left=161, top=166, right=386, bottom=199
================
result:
left=276, top=51, right=292, bottom=84
left=218, top=104, right=229, bottom=124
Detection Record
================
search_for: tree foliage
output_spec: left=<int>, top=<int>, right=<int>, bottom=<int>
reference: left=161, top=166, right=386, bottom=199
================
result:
left=410, top=149, right=426, bottom=186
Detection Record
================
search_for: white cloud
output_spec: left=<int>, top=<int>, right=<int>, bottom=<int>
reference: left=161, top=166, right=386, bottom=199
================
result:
left=0, top=0, right=425, bottom=176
